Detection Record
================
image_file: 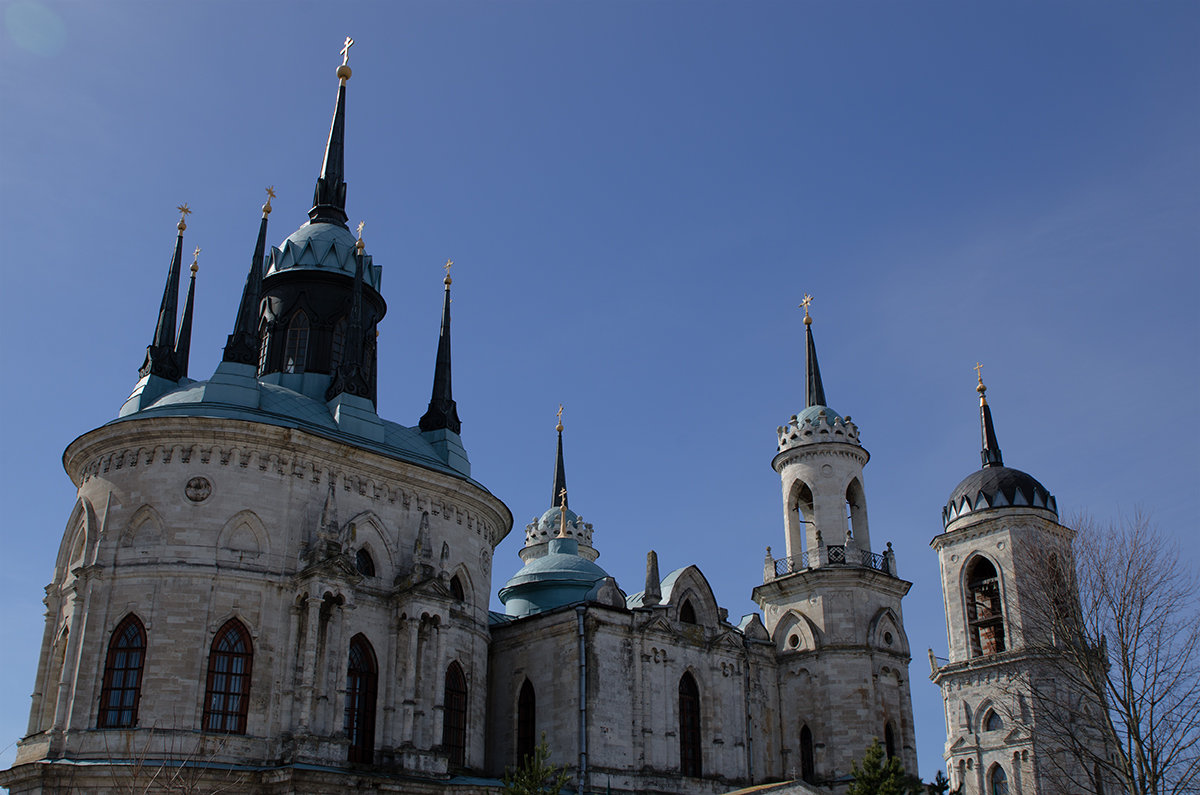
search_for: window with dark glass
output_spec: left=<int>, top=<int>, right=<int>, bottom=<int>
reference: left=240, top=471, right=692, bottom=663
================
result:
left=443, top=661, right=468, bottom=767
left=517, top=678, right=536, bottom=765
left=257, top=322, right=269, bottom=374
left=345, top=634, right=377, bottom=763
left=283, top=312, right=309, bottom=374
left=989, top=764, right=1009, bottom=795
left=984, top=709, right=1004, bottom=732
left=202, top=619, right=252, bottom=734
left=800, top=724, right=816, bottom=783
left=885, top=721, right=897, bottom=759
left=355, top=548, right=375, bottom=577
left=98, top=615, right=146, bottom=729
left=450, top=574, right=466, bottom=602
left=680, top=600, right=698, bottom=625
left=330, top=317, right=348, bottom=372
left=679, top=672, right=702, bottom=777
left=967, top=557, right=1006, bottom=656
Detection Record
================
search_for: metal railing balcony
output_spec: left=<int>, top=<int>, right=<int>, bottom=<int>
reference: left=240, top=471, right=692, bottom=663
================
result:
left=768, top=544, right=896, bottom=581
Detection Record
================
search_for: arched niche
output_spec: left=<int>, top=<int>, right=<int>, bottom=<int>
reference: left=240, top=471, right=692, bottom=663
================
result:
left=772, top=610, right=821, bottom=653
left=345, top=511, right=394, bottom=580
left=216, top=510, right=270, bottom=563
left=868, top=607, right=909, bottom=655
left=660, top=566, right=720, bottom=627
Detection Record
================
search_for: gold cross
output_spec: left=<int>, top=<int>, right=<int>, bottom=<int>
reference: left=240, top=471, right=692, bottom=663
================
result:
left=974, top=362, right=984, bottom=381
left=799, top=293, right=813, bottom=317
left=444, top=258, right=454, bottom=277
left=559, top=488, right=568, bottom=511
left=356, top=220, right=365, bottom=239
left=556, top=404, right=564, bottom=423
left=193, top=246, right=201, bottom=261
left=177, top=203, right=191, bottom=220
left=341, top=36, right=355, bottom=66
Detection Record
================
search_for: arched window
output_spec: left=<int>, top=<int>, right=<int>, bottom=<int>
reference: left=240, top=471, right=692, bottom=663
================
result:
left=679, top=672, right=702, bottom=777
left=966, top=557, right=1006, bottom=656
left=884, top=721, right=896, bottom=759
left=517, top=678, right=536, bottom=765
left=845, top=479, right=866, bottom=543
left=355, top=548, right=375, bottom=577
left=450, top=574, right=466, bottom=602
left=257, top=321, right=269, bottom=374
left=443, top=661, right=468, bottom=767
left=794, top=481, right=815, bottom=553
left=330, top=317, right=348, bottom=371
left=679, top=600, right=698, bottom=625
left=984, top=709, right=1004, bottom=732
left=98, top=615, right=146, bottom=729
left=202, top=619, right=253, bottom=734
left=345, top=634, right=377, bottom=763
left=989, top=764, right=1009, bottom=795
left=800, top=724, right=815, bottom=783
left=283, top=312, right=309, bottom=374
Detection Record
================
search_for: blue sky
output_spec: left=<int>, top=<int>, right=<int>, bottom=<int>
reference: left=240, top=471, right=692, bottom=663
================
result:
left=1, top=0, right=1197, bottom=779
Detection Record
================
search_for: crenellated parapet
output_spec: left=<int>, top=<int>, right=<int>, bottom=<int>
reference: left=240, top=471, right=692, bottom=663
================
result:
left=520, top=506, right=597, bottom=562
left=776, top=404, right=861, bottom=454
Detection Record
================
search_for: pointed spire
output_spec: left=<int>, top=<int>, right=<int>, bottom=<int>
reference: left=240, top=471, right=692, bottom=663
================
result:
left=175, top=247, right=199, bottom=379
left=223, top=188, right=273, bottom=365
left=326, top=222, right=371, bottom=400
left=801, top=294, right=826, bottom=408
left=418, top=259, right=462, bottom=434
left=975, top=363, right=1003, bottom=468
left=551, top=404, right=569, bottom=511
left=309, top=38, right=354, bottom=226
left=139, top=205, right=189, bottom=380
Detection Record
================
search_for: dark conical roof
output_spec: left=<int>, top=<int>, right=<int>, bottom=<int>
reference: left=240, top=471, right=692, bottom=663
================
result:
left=222, top=199, right=270, bottom=366
left=309, top=70, right=349, bottom=226
left=418, top=275, right=461, bottom=434
left=805, top=321, right=827, bottom=409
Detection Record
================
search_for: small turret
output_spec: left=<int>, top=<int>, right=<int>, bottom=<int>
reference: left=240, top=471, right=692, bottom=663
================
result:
left=418, top=259, right=461, bottom=434
left=175, top=247, right=199, bottom=379
left=520, top=408, right=597, bottom=563
left=139, top=205, right=190, bottom=382
left=222, top=189, right=272, bottom=367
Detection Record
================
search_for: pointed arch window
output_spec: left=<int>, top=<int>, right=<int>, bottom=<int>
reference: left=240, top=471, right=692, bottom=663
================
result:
left=884, top=720, right=897, bottom=759
left=984, top=708, right=1004, bottom=732
left=680, top=600, right=698, bottom=625
left=989, top=764, right=1009, bottom=795
left=330, top=317, right=348, bottom=372
left=202, top=619, right=252, bottom=734
left=517, top=678, right=536, bottom=765
left=800, top=724, right=816, bottom=783
left=679, top=672, right=702, bottom=777
left=443, top=661, right=468, bottom=767
left=345, top=634, right=378, bottom=763
left=355, top=548, right=375, bottom=578
left=98, top=615, right=146, bottom=729
left=794, top=480, right=815, bottom=554
left=966, top=557, right=1006, bottom=656
left=283, top=312, right=309, bottom=373
left=450, top=574, right=466, bottom=602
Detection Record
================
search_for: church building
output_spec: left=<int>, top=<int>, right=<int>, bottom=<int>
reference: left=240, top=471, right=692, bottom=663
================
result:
left=1, top=47, right=919, bottom=795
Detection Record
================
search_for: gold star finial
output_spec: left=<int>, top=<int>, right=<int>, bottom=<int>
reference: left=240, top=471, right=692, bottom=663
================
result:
left=556, top=403, right=564, bottom=433
left=800, top=293, right=814, bottom=325
left=263, top=186, right=275, bottom=216
left=444, top=258, right=454, bottom=286
left=176, top=203, right=191, bottom=232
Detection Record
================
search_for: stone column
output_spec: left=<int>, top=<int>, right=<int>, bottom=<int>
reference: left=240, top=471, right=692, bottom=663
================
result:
left=430, top=620, right=447, bottom=751
left=381, top=610, right=400, bottom=748
left=400, top=615, right=419, bottom=745
left=297, top=594, right=321, bottom=731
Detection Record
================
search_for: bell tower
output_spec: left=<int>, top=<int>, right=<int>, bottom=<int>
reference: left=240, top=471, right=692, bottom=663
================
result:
left=752, top=297, right=917, bottom=784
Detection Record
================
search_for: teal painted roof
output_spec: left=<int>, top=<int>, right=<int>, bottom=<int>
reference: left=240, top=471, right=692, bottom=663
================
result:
left=113, top=373, right=479, bottom=485
left=502, top=538, right=608, bottom=589
left=795, top=404, right=843, bottom=426
left=266, top=221, right=382, bottom=291
left=537, top=505, right=579, bottom=530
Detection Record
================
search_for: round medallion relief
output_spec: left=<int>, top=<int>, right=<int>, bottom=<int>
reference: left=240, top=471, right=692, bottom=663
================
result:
left=185, top=477, right=212, bottom=502
left=820, top=464, right=833, bottom=478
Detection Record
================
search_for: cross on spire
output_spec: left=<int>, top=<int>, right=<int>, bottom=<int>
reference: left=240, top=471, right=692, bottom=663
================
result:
left=191, top=246, right=201, bottom=273
left=341, top=36, right=355, bottom=66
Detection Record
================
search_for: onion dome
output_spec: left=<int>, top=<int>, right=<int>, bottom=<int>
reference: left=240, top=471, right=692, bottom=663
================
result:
left=498, top=537, right=609, bottom=619
left=943, top=368, right=1057, bottom=528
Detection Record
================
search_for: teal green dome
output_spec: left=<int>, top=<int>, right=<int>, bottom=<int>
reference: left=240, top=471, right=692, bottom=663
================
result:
left=266, top=221, right=382, bottom=291
left=796, top=404, right=843, bottom=426
left=499, top=537, right=609, bottom=618
left=538, top=505, right=579, bottom=531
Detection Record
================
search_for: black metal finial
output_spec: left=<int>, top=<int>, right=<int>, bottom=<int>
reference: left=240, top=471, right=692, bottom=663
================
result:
left=326, top=237, right=371, bottom=401
left=976, top=365, right=1004, bottom=468
left=804, top=319, right=827, bottom=409
left=309, top=63, right=350, bottom=226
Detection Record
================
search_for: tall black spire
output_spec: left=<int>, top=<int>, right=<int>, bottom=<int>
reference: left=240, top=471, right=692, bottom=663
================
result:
left=326, top=228, right=371, bottom=400
left=175, top=250, right=198, bottom=379
left=551, top=406, right=568, bottom=511
left=419, top=262, right=462, bottom=434
left=802, top=295, right=827, bottom=408
left=310, top=38, right=353, bottom=227
left=976, top=366, right=1004, bottom=468
left=139, top=206, right=189, bottom=381
left=223, top=190, right=272, bottom=365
